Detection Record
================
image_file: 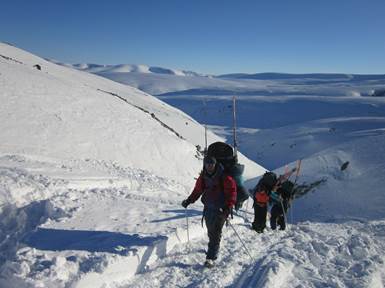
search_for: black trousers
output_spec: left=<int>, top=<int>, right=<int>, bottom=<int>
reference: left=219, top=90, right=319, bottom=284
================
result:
left=252, top=203, right=267, bottom=232
left=204, top=208, right=226, bottom=260
left=270, top=201, right=288, bottom=230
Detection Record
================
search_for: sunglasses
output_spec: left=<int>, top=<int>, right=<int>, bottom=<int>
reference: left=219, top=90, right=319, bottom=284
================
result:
left=205, top=163, right=216, bottom=168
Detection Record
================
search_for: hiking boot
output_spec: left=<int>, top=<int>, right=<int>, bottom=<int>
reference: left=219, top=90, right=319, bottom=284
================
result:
left=204, top=259, right=215, bottom=268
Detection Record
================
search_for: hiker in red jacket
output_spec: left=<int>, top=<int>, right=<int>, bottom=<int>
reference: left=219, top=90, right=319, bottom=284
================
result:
left=182, top=156, right=237, bottom=267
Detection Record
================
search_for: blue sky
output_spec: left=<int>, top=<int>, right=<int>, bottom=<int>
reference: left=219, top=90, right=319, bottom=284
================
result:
left=1, top=0, right=385, bottom=74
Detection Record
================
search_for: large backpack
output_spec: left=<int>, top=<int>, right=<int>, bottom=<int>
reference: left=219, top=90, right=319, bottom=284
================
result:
left=252, top=172, right=278, bottom=206
left=207, top=142, right=237, bottom=173
left=206, top=142, right=248, bottom=206
left=277, top=180, right=295, bottom=199
left=258, top=171, right=278, bottom=192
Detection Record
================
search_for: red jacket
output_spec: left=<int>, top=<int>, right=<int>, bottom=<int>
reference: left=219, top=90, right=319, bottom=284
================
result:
left=255, top=190, right=269, bottom=206
left=187, top=166, right=237, bottom=209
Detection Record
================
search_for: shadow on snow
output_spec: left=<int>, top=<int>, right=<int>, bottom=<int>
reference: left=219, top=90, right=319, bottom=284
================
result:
left=23, top=228, right=167, bottom=255
left=151, top=209, right=202, bottom=223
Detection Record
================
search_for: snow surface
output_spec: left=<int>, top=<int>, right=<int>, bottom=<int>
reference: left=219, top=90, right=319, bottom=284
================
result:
left=160, top=96, right=385, bottom=170
left=0, top=42, right=264, bottom=287
left=69, top=60, right=385, bottom=170
left=1, top=43, right=385, bottom=288
left=0, top=42, right=261, bottom=184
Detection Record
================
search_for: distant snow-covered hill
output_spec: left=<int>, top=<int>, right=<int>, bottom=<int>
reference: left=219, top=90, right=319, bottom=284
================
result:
left=60, top=59, right=385, bottom=170
left=56, top=62, right=204, bottom=77
left=64, top=61, right=385, bottom=98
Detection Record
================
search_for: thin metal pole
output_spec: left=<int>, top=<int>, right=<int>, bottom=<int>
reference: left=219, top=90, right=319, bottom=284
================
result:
left=205, top=125, right=207, bottom=154
left=228, top=221, right=253, bottom=261
left=185, top=209, right=190, bottom=243
left=280, top=200, right=287, bottom=229
left=203, top=99, right=208, bottom=154
left=232, top=96, right=238, bottom=157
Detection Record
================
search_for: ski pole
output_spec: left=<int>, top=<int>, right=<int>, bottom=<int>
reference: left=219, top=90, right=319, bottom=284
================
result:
left=185, top=208, right=190, bottom=244
left=202, top=98, right=208, bottom=155
left=280, top=199, right=288, bottom=229
left=232, top=96, right=238, bottom=158
left=228, top=220, right=254, bottom=261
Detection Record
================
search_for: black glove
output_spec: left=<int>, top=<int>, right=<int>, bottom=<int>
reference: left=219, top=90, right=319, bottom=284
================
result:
left=181, top=199, right=190, bottom=208
left=220, top=207, right=230, bottom=219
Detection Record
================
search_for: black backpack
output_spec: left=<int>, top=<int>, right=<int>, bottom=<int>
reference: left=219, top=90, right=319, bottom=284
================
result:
left=278, top=180, right=294, bottom=199
left=259, top=172, right=278, bottom=191
left=206, top=142, right=249, bottom=205
left=207, top=142, right=237, bottom=173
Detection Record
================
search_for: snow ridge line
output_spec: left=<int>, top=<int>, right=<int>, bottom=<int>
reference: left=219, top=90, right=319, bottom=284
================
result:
left=0, top=53, right=24, bottom=65
left=96, top=88, right=185, bottom=140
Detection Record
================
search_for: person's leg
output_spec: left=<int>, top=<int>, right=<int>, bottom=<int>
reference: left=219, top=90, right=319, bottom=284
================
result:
left=270, top=205, right=280, bottom=230
left=277, top=214, right=286, bottom=230
left=205, top=210, right=226, bottom=260
left=278, top=200, right=289, bottom=230
left=253, top=204, right=267, bottom=233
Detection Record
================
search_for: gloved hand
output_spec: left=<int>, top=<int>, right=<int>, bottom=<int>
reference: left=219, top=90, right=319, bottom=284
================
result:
left=181, top=199, right=190, bottom=208
left=220, top=207, right=231, bottom=219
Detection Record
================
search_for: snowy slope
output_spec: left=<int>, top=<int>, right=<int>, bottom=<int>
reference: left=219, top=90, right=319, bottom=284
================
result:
left=65, top=61, right=385, bottom=170
left=0, top=43, right=265, bottom=288
left=120, top=134, right=385, bottom=288
left=69, top=62, right=385, bottom=287
left=289, top=133, right=385, bottom=222
left=160, top=95, right=385, bottom=170
left=0, top=44, right=197, bottom=185
left=0, top=43, right=262, bottom=185
left=1, top=43, right=385, bottom=288
left=122, top=221, right=385, bottom=288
